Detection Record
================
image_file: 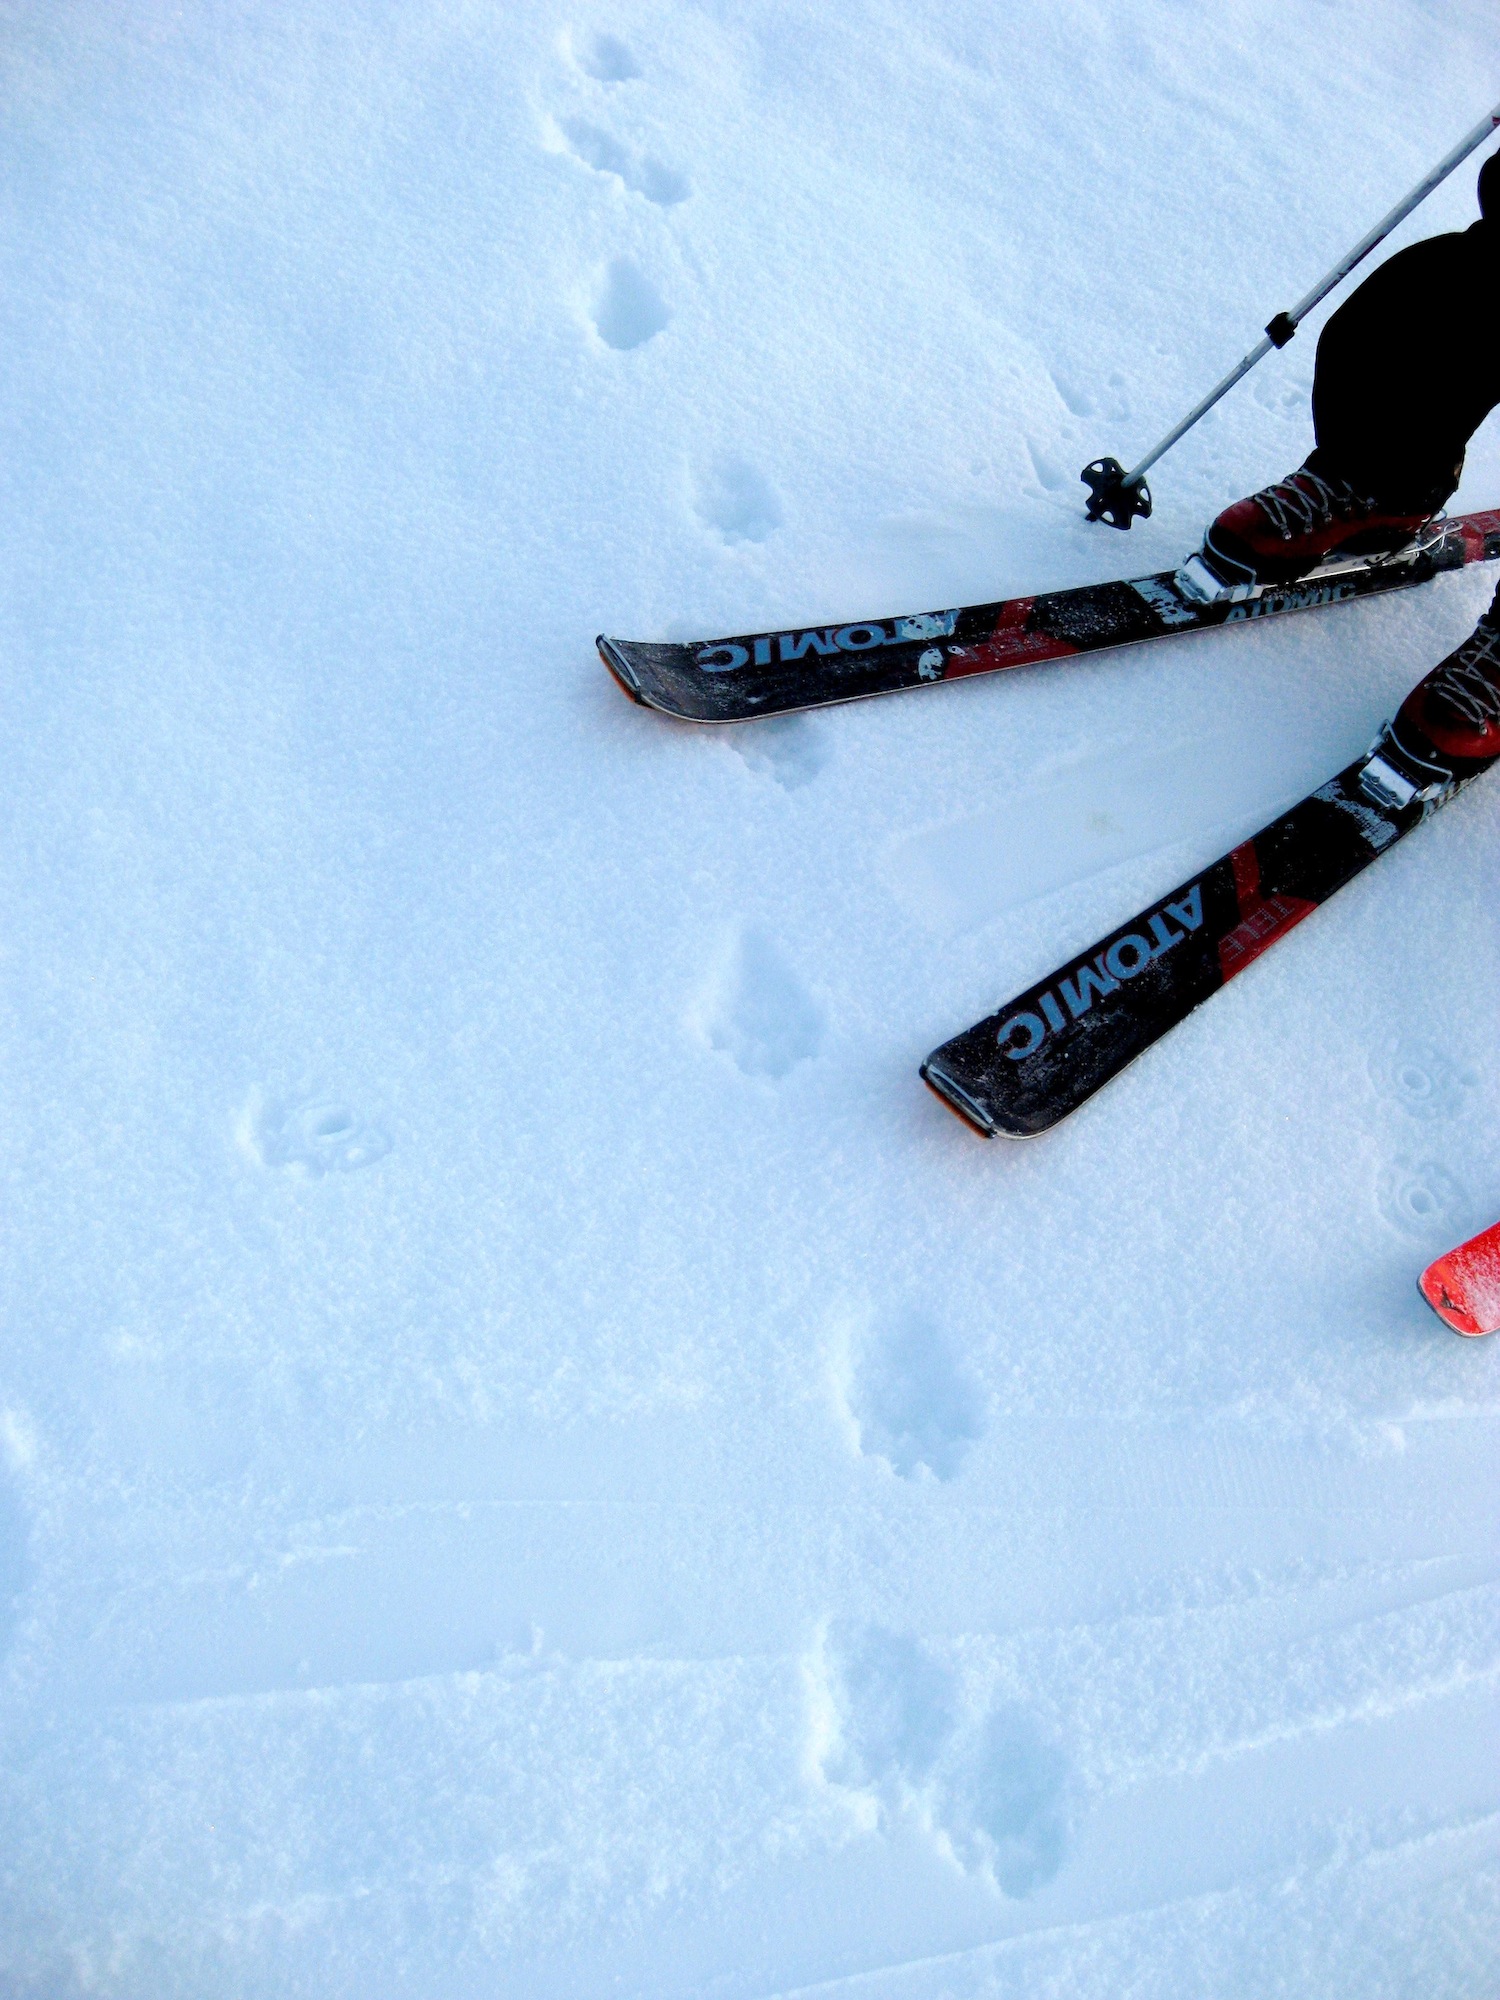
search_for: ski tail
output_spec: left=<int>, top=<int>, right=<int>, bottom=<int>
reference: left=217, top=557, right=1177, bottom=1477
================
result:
left=597, top=635, right=647, bottom=705
left=1419, top=1219, right=1500, bottom=1336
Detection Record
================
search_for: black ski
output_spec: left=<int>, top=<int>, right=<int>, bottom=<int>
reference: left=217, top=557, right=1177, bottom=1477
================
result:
left=920, top=663, right=1499, bottom=1138
left=598, top=512, right=1500, bottom=724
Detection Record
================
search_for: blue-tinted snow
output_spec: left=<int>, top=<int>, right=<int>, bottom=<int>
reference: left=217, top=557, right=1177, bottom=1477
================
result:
left=0, top=3, right=1496, bottom=1994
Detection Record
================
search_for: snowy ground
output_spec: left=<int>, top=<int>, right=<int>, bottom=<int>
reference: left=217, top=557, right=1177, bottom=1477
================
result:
left=0, top=4, right=1498, bottom=1994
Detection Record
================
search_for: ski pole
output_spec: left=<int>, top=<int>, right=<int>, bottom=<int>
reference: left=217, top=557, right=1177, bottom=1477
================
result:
left=1081, top=103, right=1500, bottom=529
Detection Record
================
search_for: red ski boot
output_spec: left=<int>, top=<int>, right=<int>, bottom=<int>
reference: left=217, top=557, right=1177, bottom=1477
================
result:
left=1393, top=590, right=1500, bottom=770
left=1195, top=457, right=1434, bottom=590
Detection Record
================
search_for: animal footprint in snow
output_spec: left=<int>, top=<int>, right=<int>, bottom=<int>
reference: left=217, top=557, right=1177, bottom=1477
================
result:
left=817, top=1622, right=957, bottom=1793
left=1025, top=439, right=1067, bottom=492
left=730, top=716, right=829, bottom=791
left=1376, top=1156, right=1465, bottom=1238
left=1370, top=1039, right=1477, bottom=1121
left=592, top=258, right=670, bottom=350
left=694, top=457, right=783, bottom=544
left=1049, top=369, right=1095, bottom=419
left=810, top=1625, right=1069, bottom=1896
left=691, top=928, right=824, bottom=1079
left=841, top=1307, right=985, bottom=1480
left=240, top=1089, right=390, bottom=1178
left=573, top=30, right=642, bottom=81
left=941, top=1704, right=1069, bottom=1897
left=559, top=116, right=689, bottom=205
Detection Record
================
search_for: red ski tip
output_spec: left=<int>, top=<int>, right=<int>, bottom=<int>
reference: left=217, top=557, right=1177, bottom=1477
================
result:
left=1418, top=1219, right=1500, bottom=1337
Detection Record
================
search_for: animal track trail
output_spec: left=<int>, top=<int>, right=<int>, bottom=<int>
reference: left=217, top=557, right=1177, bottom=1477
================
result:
left=559, top=116, right=690, bottom=206
left=592, top=257, right=670, bottom=350
left=840, top=1307, right=986, bottom=1481
left=552, top=32, right=686, bottom=351
left=239, top=1088, right=391, bottom=1179
left=690, top=928, right=824, bottom=1080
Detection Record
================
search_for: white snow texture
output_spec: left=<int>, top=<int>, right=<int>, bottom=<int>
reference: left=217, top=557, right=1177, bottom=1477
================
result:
left=0, top=4, right=1497, bottom=1996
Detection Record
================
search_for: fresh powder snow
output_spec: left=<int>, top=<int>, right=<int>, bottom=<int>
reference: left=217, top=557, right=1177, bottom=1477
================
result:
left=0, top=4, right=1496, bottom=1995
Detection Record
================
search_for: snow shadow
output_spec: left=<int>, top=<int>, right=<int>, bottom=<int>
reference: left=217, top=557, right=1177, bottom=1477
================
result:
left=884, top=727, right=1318, bottom=938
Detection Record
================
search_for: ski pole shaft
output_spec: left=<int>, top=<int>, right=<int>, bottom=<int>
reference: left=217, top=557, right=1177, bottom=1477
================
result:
left=1120, top=337, right=1274, bottom=488
left=1278, top=101, right=1500, bottom=332
left=1084, top=102, right=1500, bottom=527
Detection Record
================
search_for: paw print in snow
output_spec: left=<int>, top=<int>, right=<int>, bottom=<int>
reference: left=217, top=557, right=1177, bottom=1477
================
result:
left=943, top=1704, right=1070, bottom=1897
left=1370, top=1039, right=1477, bottom=1121
left=240, top=1089, right=390, bottom=1178
left=842, top=1307, right=986, bottom=1481
left=809, top=1624, right=1071, bottom=1898
left=575, top=31, right=642, bottom=82
left=592, top=258, right=670, bottom=350
left=692, top=928, right=825, bottom=1080
left=730, top=715, right=829, bottom=791
left=559, top=117, right=689, bottom=205
left=818, top=1622, right=957, bottom=1792
left=694, top=457, right=782, bottom=544
left=1376, top=1156, right=1464, bottom=1238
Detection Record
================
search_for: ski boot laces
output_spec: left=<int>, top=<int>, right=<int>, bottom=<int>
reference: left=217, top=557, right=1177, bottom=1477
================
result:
left=1426, top=615, right=1500, bottom=728
left=1251, top=466, right=1372, bottom=542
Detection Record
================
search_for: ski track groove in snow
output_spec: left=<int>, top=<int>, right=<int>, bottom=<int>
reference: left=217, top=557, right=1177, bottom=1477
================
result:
left=749, top=1808, right=1500, bottom=2000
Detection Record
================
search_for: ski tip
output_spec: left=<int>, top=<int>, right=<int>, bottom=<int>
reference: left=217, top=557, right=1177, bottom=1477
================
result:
left=920, top=1060, right=999, bottom=1138
left=597, top=635, right=646, bottom=705
left=1417, top=1263, right=1493, bottom=1338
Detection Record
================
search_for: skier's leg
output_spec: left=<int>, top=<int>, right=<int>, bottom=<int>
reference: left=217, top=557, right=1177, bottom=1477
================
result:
left=1191, top=238, right=1462, bottom=591
left=1192, top=156, right=1499, bottom=590
left=1308, top=289, right=1465, bottom=516
left=1314, top=150, right=1500, bottom=510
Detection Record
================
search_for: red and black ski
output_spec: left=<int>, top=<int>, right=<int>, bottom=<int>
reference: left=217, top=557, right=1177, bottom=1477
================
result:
left=919, top=660, right=1499, bottom=1138
left=598, top=512, right=1500, bottom=724
left=1420, top=1221, right=1500, bottom=1337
